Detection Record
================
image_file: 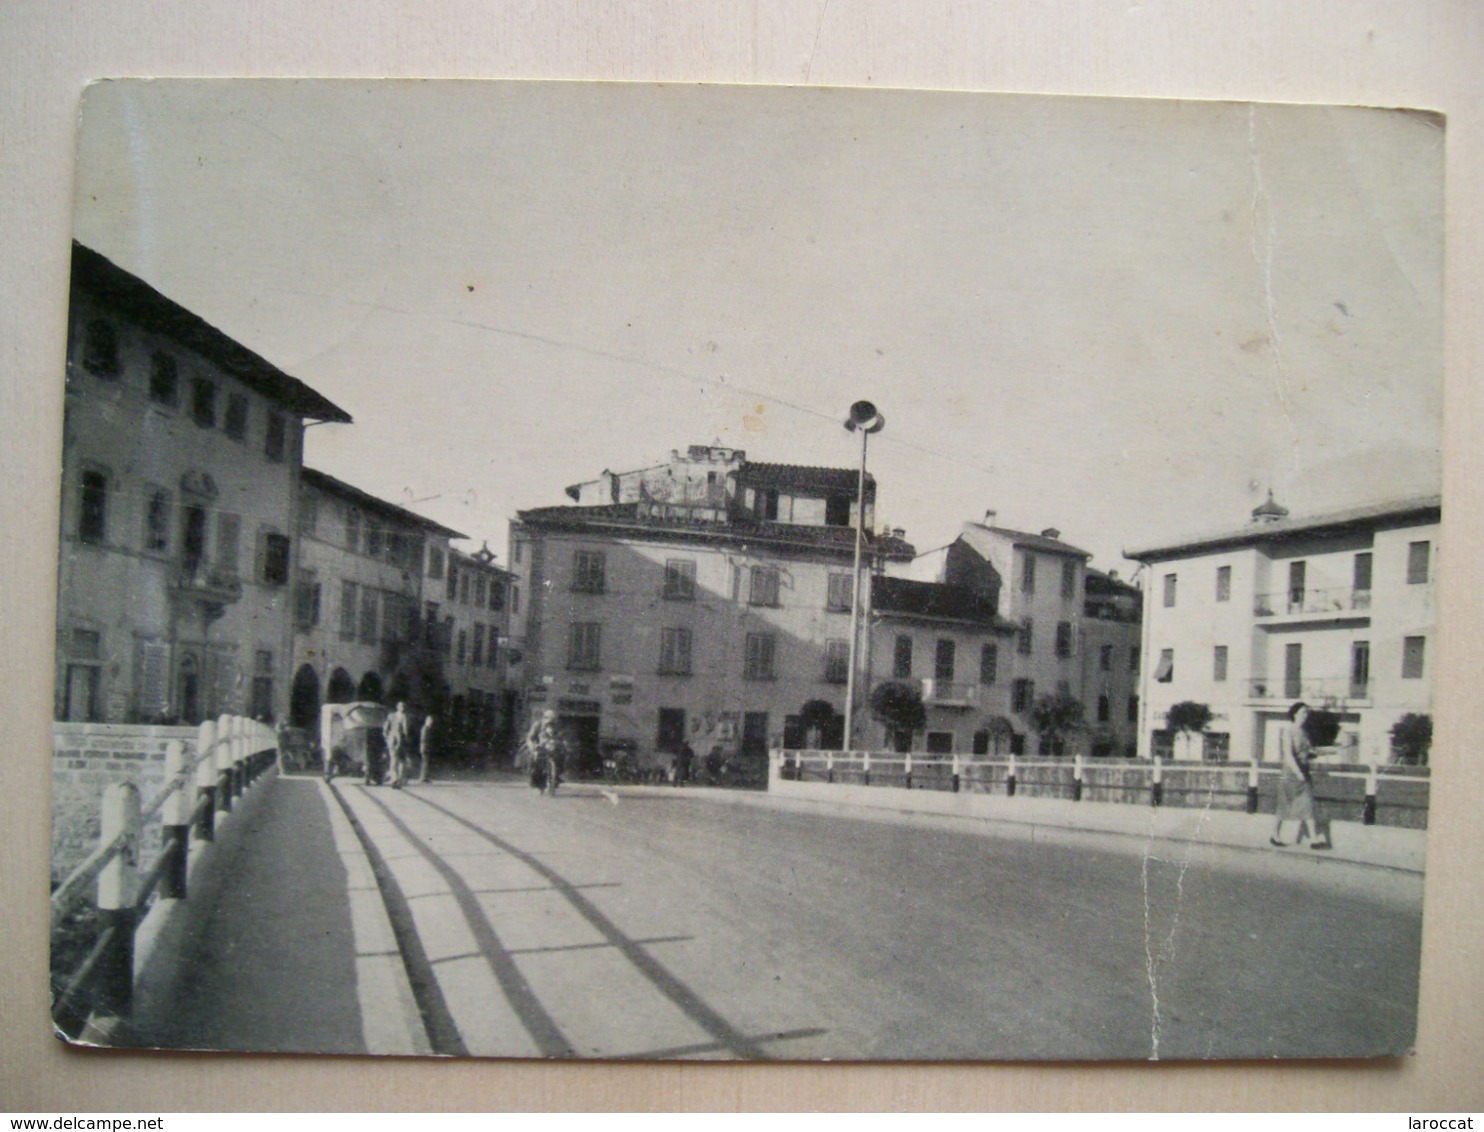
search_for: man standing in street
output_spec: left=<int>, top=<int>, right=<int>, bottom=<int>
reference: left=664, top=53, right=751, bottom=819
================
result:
left=418, top=713, right=436, bottom=784
left=384, top=701, right=411, bottom=789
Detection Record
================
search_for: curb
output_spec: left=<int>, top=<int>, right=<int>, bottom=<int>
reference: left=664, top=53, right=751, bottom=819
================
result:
left=318, top=779, right=433, bottom=1056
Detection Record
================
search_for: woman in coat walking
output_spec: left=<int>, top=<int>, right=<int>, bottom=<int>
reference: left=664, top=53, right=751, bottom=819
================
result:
left=1271, top=701, right=1331, bottom=849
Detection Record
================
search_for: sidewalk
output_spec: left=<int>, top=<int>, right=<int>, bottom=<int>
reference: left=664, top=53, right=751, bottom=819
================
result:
left=126, top=773, right=426, bottom=1055
left=759, top=776, right=1428, bottom=874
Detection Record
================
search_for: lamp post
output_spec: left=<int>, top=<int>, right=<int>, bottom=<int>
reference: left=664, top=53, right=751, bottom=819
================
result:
left=842, top=400, right=884, bottom=751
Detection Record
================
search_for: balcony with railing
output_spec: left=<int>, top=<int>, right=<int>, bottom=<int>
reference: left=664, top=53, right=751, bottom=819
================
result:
left=1246, top=675, right=1371, bottom=707
left=173, top=563, right=244, bottom=607
left=1253, top=586, right=1371, bottom=620
left=920, top=679, right=979, bottom=707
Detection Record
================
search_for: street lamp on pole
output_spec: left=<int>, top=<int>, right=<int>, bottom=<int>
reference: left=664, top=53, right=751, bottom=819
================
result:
left=842, top=400, right=884, bottom=752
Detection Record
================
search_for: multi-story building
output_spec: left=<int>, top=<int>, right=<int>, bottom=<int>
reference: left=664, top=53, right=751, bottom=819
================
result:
left=55, top=242, right=351, bottom=725
left=1126, top=494, right=1441, bottom=763
left=1080, top=568, right=1144, bottom=758
left=900, top=512, right=1140, bottom=755
left=443, top=544, right=516, bottom=751
left=288, top=467, right=464, bottom=728
left=866, top=576, right=1019, bottom=755
left=507, top=444, right=914, bottom=773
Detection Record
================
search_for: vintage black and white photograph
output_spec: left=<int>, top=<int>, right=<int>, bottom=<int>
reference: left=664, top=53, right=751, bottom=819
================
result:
left=49, top=79, right=1440, bottom=1062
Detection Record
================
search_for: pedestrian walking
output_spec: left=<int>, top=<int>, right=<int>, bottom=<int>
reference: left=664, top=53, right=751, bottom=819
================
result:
left=383, top=701, right=411, bottom=789
left=525, top=710, right=562, bottom=795
left=418, top=713, right=435, bottom=784
left=675, top=741, right=694, bottom=787
left=1271, top=701, right=1329, bottom=849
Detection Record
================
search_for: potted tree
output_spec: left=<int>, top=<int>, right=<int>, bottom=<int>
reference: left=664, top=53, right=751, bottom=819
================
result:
left=868, top=681, right=926, bottom=754
left=1164, top=700, right=1213, bottom=761
left=797, top=698, right=841, bottom=750
left=1390, top=713, right=1432, bottom=766
left=981, top=714, right=1016, bottom=758
left=1029, top=691, right=1085, bottom=756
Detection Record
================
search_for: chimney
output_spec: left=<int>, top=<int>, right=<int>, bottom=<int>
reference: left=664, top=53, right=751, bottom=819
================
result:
left=983, top=509, right=997, bottom=527
left=1041, top=528, right=1061, bottom=540
left=1108, top=569, right=1119, bottom=581
left=891, top=528, right=905, bottom=539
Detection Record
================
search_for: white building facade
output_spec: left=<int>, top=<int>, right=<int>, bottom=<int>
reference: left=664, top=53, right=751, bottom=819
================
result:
left=507, top=445, right=913, bottom=775
left=289, top=467, right=464, bottom=727
left=56, top=243, right=351, bottom=725
left=1127, top=495, right=1440, bottom=763
left=443, top=545, right=516, bottom=751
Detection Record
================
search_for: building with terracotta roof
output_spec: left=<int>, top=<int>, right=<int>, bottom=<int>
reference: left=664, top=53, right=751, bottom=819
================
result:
left=56, top=243, right=350, bottom=725
left=508, top=444, right=913, bottom=775
left=1126, top=494, right=1440, bottom=763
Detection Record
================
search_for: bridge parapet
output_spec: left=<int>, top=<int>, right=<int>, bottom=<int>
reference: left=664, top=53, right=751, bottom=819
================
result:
left=768, top=749, right=1429, bottom=828
left=50, top=715, right=279, bottom=1043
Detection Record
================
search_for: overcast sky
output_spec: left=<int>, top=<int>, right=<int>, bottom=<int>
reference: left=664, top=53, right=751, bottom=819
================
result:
left=71, top=80, right=1443, bottom=570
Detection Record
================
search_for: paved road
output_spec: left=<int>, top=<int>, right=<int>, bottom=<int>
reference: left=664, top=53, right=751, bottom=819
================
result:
left=133, top=773, right=1424, bottom=1061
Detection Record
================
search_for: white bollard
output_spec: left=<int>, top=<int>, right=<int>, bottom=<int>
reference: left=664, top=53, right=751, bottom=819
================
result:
left=97, top=782, right=141, bottom=913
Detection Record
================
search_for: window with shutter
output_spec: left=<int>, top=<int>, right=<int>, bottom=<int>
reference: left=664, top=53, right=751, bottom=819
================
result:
left=659, top=627, right=693, bottom=675
left=744, top=633, right=776, bottom=679
left=749, top=566, right=780, bottom=607
left=79, top=469, right=108, bottom=544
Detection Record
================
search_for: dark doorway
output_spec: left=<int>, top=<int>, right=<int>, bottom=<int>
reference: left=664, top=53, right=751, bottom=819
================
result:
left=386, top=671, right=412, bottom=705
left=561, top=714, right=601, bottom=776
left=177, top=653, right=201, bottom=725
left=656, top=707, right=686, bottom=753
left=357, top=671, right=384, bottom=702
left=782, top=715, right=805, bottom=749
left=327, top=667, right=355, bottom=703
left=289, top=664, right=321, bottom=729
left=741, top=711, right=769, bottom=758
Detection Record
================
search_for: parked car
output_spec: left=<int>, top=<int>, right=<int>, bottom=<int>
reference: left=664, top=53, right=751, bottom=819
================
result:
left=321, top=701, right=390, bottom=784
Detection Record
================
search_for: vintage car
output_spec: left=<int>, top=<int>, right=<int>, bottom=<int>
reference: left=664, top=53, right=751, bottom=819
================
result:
left=321, top=701, right=390, bottom=784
